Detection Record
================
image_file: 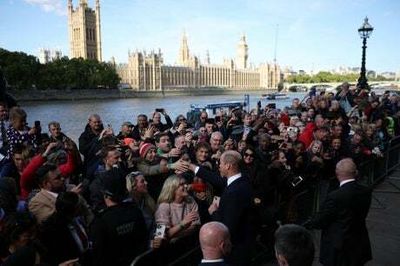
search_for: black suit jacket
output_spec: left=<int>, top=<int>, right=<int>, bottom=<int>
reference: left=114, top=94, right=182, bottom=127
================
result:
left=311, top=180, right=372, bottom=266
left=196, top=167, right=256, bottom=266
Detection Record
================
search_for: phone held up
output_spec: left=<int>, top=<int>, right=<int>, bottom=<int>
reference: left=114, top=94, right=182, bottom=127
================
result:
left=154, top=224, right=166, bottom=239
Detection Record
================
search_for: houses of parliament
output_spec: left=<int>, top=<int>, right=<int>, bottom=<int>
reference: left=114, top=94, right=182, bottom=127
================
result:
left=68, top=0, right=281, bottom=91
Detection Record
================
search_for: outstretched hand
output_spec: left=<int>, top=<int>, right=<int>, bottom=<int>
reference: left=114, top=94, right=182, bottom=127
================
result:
left=173, top=159, right=192, bottom=173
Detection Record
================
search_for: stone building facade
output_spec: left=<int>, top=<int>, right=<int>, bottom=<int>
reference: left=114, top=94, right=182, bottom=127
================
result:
left=68, top=0, right=102, bottom=61
left=116, top=33, right=280, bottom=91
left=38, top=48, right=62, bottom=64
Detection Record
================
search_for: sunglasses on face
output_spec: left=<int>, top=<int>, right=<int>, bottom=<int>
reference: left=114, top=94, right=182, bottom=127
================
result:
left=244, top=153, right=254, bottom=158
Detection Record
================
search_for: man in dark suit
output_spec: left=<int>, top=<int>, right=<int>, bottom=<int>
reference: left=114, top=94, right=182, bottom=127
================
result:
left=199, top=221, right=231, bottom=266
left=307, top=158, right=372, bottom=266
left=184, top=150, right=255, bottom=266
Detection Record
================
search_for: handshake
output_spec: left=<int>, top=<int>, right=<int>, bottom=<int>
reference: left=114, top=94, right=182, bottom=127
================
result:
left=170, top=159, right=195, bottom=175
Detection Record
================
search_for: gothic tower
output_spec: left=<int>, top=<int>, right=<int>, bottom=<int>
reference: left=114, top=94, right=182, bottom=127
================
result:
left=205, top=50, right=210, bottom=65
left=178, top=31, right=190, bottom=66
left=236, top=34, right=248, bottom=69
left=68, top=0, right=102, bottom=61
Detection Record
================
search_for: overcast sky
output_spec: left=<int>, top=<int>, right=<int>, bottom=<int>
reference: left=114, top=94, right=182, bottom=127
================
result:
left=1, top=0, right=399, bottom=73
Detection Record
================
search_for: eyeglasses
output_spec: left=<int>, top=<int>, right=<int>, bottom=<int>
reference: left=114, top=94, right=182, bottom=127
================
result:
left=244, top=153, right=254, bottom=158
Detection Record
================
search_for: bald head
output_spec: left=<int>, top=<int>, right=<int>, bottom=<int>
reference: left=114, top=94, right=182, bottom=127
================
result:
left=199, top=222, right=231, bottom=260
left=335, top=158, right=357, bottom=181
left=88, top=114, right=102, bottom=133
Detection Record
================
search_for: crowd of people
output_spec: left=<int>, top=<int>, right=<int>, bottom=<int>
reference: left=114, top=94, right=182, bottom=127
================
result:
left=0, top=81, right=399, bottom=265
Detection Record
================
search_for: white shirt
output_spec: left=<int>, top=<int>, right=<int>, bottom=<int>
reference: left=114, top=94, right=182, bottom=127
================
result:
left=227, top=173, right=241, bottom=186
left=201, top=259, right=224, bottom=263
left=339, top=179, right=355, bottom=187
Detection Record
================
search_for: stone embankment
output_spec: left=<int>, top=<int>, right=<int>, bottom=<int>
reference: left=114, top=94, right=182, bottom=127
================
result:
left=11, top=87, right=275, bottom=102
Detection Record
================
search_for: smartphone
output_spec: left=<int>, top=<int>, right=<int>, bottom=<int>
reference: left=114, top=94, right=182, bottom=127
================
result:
left=155, top=108, right=164, bottom=113
left=154, top=224, right=166, bottom=238
left=34, top=120, right=41, bottom=128
left=291, top=176, right=303, bottom=187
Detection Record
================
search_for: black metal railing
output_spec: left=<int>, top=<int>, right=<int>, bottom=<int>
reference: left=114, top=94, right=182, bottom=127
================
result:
left=359, top=135, right=400, bottom=187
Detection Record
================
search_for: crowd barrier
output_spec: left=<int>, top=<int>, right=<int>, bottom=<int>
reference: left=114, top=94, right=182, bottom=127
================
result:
left=359, top=135, right=400, bottom=188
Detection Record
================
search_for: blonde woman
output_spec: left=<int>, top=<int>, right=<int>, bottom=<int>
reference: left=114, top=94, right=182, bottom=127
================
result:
left=126, top=171, right=156, bottom=231
left=155, top=175, right=200, bottom=241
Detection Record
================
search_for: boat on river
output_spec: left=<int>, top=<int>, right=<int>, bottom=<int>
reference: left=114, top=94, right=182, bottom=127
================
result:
left=186, top=94, right=250, bottom=125
left=261, top=92, right=289, bottom=100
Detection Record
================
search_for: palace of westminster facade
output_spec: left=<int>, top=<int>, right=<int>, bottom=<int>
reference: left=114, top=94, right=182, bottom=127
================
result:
left=68, top=0, right=281, bottom=91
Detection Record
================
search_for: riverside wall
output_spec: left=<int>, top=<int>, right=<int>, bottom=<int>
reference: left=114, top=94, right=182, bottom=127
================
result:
left=11, top=87, right=277, bottom=102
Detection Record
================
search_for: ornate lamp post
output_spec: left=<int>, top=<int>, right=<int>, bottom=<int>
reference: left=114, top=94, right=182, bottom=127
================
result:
left=357, top=17, right=374, bottom=90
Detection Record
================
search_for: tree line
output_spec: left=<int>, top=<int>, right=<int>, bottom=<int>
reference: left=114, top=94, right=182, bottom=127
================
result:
left=285, top=71, right=393, bottom=84
left=0, top=48, right=120, bottom=90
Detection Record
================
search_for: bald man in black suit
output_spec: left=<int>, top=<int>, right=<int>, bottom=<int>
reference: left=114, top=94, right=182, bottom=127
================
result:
left=307, top=158, right=372, bottom=266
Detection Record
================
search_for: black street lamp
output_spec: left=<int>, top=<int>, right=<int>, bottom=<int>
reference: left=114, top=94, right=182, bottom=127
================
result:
left=357, top=17, right=374, bottom=91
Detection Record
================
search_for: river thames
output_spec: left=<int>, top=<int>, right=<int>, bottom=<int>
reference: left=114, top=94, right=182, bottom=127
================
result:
left=23, top=92, right=306, bottom=142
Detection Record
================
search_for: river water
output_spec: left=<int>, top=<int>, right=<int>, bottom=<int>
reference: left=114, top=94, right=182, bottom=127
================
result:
left=23, top=92, right=306, bottom=142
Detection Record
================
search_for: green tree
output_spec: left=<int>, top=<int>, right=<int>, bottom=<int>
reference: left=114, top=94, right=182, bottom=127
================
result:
left=0, top=48, right=41, bottom=90
left=0, top=48, right=120, bottom=90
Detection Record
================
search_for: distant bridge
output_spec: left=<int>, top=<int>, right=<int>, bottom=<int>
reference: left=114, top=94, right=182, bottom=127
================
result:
left=282, top=81, right=400, bottom=91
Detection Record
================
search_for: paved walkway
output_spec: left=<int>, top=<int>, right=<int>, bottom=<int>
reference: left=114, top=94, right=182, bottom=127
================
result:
left=365, top=170, right=400, bottom=266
